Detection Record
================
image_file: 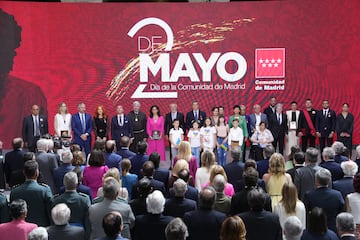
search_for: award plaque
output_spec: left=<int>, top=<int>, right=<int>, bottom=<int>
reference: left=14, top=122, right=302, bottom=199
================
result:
left=289, top=121, right=297, bottom=130
left=152, top=130, right=160, bottom=140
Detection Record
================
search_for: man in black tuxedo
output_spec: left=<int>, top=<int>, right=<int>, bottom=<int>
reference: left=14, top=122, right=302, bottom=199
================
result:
left=111, top=105, right=133, bottom=151
left=263, top=96, right=277, bottom=119
left=268, top=103, right=288, bottom=154
left=165, top=103, right=185, bottom=160
left=185, top=100, right=206, bottom=130
left=298, top=99, right=317, bottom=152
left=22, top=104, right=48, bottom=152
left=316, top=100, right=336, bottom=155
left=336, top=213, right=356, bottom=240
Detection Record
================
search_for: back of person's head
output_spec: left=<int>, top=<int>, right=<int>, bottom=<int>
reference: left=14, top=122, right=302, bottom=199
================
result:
left=173, top=179, right=188, bottom=197
left=336, top=212, right=355, bottom=234
left=332, top=141, right=345, bottom=155
left=103, top=177, right=120, bottom=200
left=280, top=182, right=298, bottom=215
left=269, top=153, right=286, bottom=175
left=136, top=141, right=148, bottom=154
left=103, top=167, right=121, bottom=183
left=212, top=174, right=226, bottom=193
left=12, top=137, right=23, bottom=150
left=293, top=152, right=305, bottom=165
left=201, top=150, right=215, bottom=170
left=341, top=160, right=358, bottom=177
left=243, top=167, right=259, bottom=188
left=308, top=207, right=327, bottom=235
left=88, top=149, right=105, bottom=167
left=63, top=171, right=78, bottom=191
left=199, top=186, right=216, bottom=210
left=105, top=140, right=116, bottom=153
left=28, top=227, right=48, bottom=240
left=315, top=168, right=332, bottom=187
left=61, top=149, right=73, bottom=164
left=288, top=145, right=301, bottom=161
left=209, top=165, right=228, bottom=185
left=322, top=147, right=335, bottom=161
left=146, top=190, right=165, bottom=214
left=72, top=150, right=85, bottom=166
left=51, top=203, right=70, bottom=225
left=142, top=161, right=155, bottom=177
left=120, top=136, right=130, bottom=148
left=138, top=177, right=152, bottom=198
left=247, top=188, right=266, bottom=211
left=353, top=173, right=360, bottom=193
left=10, top=199, right=27, bottom=220
left=263, top=145, right=275, bottom=159
left=177, top=169, right=190, bottom=183
left=93, top=140, right=105, bottom=151
left=121, top=158, right=131, bottom=175
left=231, top=146, right=242, bottom=161
left=244, top=159, right=256, bottom=170
left=70, top=144, right=81, bottom=153
left=36, top=138, right=48, bottom=152
left=172, top=159, right=189, bottom=178
left=23, top=152, right=35, bottom=162
left=305, top=147, right=319, bottom=163
left=23, top=160, right=38, bottom=179
left=165, top=218, right=188, bottom=240
left=72, top=165, right=83, bottom=184
left=177, top=141, right=192, bottom=161
left=102, top=211, right=123, bottom=238
left=149, top=152, right=161, bottom=169
left=220, top=216, right=246, bottom=240
left=283, top=216, right=303, bottom=240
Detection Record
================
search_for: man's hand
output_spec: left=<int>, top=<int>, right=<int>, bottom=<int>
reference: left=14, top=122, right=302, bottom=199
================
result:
left=80, top=134, right=88, bottom=141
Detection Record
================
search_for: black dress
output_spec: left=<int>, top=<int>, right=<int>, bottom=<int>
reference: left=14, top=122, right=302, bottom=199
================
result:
left=336, top=112, right=354, bottom=151
left=93, top=117, right=108, bottom=139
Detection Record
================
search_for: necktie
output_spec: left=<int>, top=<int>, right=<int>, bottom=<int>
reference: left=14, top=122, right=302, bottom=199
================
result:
left=35, top=116, right=40, bottom=136
left=278, top=114, right=281, bottom=124
left=195, top=111, right=198, bottom=120
left=324, top=110, right=327, bottom=118
left=81, top=114, right=86, bottom=132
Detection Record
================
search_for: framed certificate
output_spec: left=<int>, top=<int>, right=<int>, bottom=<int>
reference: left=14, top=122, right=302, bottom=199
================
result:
left=289, top=121, right=297, bottom=130
left=60, top=130, right=70, bottom=138
left=152, top=130, right=161, bottom=140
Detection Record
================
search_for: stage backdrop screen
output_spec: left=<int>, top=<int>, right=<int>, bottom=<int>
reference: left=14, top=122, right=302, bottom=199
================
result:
left=0, top=0, right=359, bottom=147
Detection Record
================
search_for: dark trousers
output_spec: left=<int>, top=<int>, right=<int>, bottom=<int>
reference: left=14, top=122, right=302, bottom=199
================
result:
left=130, top=131, right=147, bottom=153
left=28, top=136, right=40, bottom=153
left=272, top=134, right=285, bottom=154
left=319, top=136, right=333, bottom=155
left=301, top=135, right=316, bottom=152
left=251, top=145, right=264, bottom=161
left=338, top=136, right=352, bottom=156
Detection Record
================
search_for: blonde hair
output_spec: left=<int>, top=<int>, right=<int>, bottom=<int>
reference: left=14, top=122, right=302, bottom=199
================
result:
left=103, top=168, right=121, bottom=185
left=269, top=153, right=286, bottom=175
left=209, top=165, right=228, bottom=185
left=280, top=182, right=298, bottom=215
left=57, top=102, right=68, bottom=114
left=201, top=151, right=216, bottom=170
left=177, top=141, right=192, bottom=162
left=172, top=159, right=189, bottom=178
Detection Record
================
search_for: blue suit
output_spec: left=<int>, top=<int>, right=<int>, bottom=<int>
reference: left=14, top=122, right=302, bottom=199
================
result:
left=249, top=113, right=268, bottom=136
left=117, top=147, right=136, bottom=159
left=316, top=108, right=336, bottom=154
left=169, top=185, right=199, bottom=204
left=129, top=154, right=149, bottom=176
left=71, top=113, right=92, bottom=156
left=319, top=160, right=344, bottom=181
left=333, top=177, right=354, bottom=200
left=104, top=152, right=122, bottom=170
left=111, top=115, right=133, bottom=151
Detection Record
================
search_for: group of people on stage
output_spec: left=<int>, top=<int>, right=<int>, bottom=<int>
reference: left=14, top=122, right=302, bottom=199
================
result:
left=20, top=96, right=354, bottom=166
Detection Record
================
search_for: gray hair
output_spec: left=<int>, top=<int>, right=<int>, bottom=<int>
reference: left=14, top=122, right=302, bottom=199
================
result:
left=283, top=216, right=303, bottom=240
left=332, top=141, right=345, bottom=155
left=341, top=161, right=358, bottom=177
left=305, top=147, right=319, bottom=163
left=63, top=171, right=78, bottom=191
left=264, top=145, right=275, bottom=159
left=165, top=218, right=189, bottom=240
left=173, top=179, right=188, bottom=197
left=356, top=145, right=360, bottom=159
left=230, top=146, right=241, bottom=161
left=103, top=177, right=120, bottom=199
left=212, top=174, right=226, bottom=193
left=51, top=203, right=70, bottom=225
left=28, top=227, right=48, bottom=240
left=36, top=139, right=48, bottom=151
left=336, top=212, right=355, bottom=233
left=315, top=168, right=332, bottom=187
left=322, top=147, right=335, bottom=160
left=77, top=102, right=85, bottom=108
left=47, top=139, right=54, bottom=150
left=133, top=101, right=140, bottom=106
left=146, top=190, right=165, bottom=214
left=61, top=150, right=73, bottom=164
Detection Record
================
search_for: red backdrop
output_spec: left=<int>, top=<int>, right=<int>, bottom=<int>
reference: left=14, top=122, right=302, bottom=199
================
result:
left=0, top=0, right=359, bottom=147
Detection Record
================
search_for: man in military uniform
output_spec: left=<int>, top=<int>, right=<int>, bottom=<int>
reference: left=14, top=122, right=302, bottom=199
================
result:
left=51, top=171, right=91, bottom=239
left=10, top=160, right=52, bottom=226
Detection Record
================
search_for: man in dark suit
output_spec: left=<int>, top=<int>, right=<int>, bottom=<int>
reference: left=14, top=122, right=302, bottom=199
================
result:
left=268, top=103, right=288, bottom=154
left=129, top=177, right=152, bottom=216
left=249, top=104, right=268, bottom=136
left=238, top=188, right=282, bottom=240
left=263, top=96, right=277, bottom=119
left=117, top=136, right=136, bottom=159
left=333, top=160, right=357, bottom=199
left=99, top=212, right=128, bottom=240
left=4, top=137, right=25, bottom=187
left=304, top=168, right=344, bottom=232
left=223, top=146, right=244, bottom=186
left=10, top=160, right=53, bottom=227
left=53, top=150, right=74, bottom=193
left=320, top=147, right=344, bottom=181
left=47, top=203, right=85, bottom=240
left=185, top=100, right=206, bottom=130
left=134, top=190, right=173, bottom=240
left=104, top=140, right=122, bottom=170
left=298, top=99, right=317, bottom=152
left=149, top=152, right=169, bottom=189
left=287, top=151, right=305, bottom=182
left=22, top=104, right=48, bottom=152
left=129, top=141, right=149, bottom=176
left=256, top=145, right=275, bottom=179
left=165, top=103, right=185, bottom=160
left=71, top=103, right=92, bottom=156
left=111, top=105, right=133, bottom=151
left=164, top=179, right=197, bottom=218
left=183, top=187, right=226, bottom=240
left=316, top=100, right=336, bottom=155
left=168, top=169, right=199, bottom=204
left=336, top=212, right=356, bottom=240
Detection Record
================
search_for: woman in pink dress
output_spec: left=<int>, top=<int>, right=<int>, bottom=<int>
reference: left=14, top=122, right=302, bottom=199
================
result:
left=146, top=105, right=166, bottom=161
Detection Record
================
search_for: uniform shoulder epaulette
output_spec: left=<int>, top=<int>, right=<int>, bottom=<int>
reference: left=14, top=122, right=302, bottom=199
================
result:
left=78, top=192, right=89, bottom=198
left=11, top=184, right=21, bottom=189
left=52, top=193, right=60, bottom=199
left=39, top=182, right=50, bottom=188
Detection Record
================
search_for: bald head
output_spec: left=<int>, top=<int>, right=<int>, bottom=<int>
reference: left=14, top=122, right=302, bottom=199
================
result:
left=105, top=140, right=116, bottom=153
